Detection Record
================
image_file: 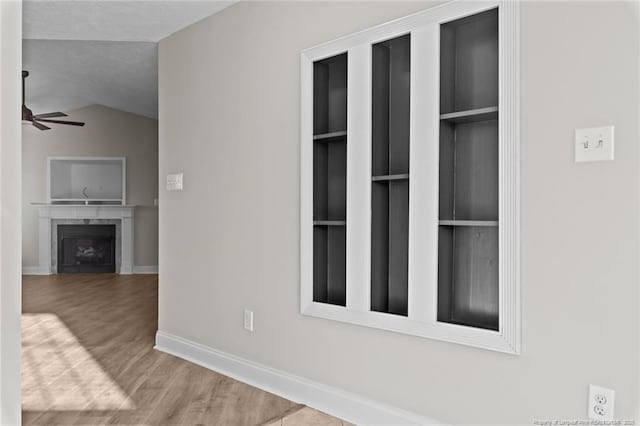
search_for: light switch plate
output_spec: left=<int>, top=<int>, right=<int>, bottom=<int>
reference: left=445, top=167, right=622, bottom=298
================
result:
left=166, top=173, right=183, bottom=191
left=575, top=126, right=614, bottom=162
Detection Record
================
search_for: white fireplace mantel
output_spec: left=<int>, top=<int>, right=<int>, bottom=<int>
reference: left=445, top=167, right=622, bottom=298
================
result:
left=35, top=204, right=135, bottom=274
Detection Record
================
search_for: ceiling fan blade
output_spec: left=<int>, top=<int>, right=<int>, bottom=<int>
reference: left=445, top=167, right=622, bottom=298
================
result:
left=33, top=112, right=68, bottom=119
left=36, top=118, right=85, bottom=127
left=32, top=121, right=50, bottom=131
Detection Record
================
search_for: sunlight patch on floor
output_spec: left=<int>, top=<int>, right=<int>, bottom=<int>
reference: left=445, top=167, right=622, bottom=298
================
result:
left=22, top=313, right=135, bottom=411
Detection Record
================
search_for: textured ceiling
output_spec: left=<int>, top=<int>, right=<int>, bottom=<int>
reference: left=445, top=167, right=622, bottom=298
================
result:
left=23, top=1, right=233, bottom=42
left=23, top=1, right=233, bottom=119
left=23, top=40, right=158, bottom=118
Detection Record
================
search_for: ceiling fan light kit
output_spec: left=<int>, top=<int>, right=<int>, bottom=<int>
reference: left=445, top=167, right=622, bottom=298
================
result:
left=21, top=70, right=86, bottom=131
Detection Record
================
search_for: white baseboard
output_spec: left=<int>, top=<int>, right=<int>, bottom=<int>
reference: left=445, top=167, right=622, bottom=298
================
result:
left=155, top=330, right=442, bottom=426
left=21, top=266, right=48, bottom=275
left=22, top=265, right=158, bottom=275
left=133, top=265, right=158, bottom=274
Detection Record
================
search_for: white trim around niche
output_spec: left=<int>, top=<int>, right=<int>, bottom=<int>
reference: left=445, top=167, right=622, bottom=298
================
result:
left=300, top=0, right=520, bottom=354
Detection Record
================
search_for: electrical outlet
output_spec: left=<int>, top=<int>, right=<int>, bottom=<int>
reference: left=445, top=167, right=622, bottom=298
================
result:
left=243, top=309, right=253, bottom=332
left=588, top=384, right=615, bottom=420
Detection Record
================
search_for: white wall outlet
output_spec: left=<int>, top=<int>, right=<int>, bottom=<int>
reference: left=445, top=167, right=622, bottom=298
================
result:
left=153, top=198, right=159, bottom=207
left=574, top=125, right=614, bottom=162
left=588, top=384, right=615, bottom=420
left=166, top=173, right=183, bottom=191
left=243, top=309, right=254, bottom=332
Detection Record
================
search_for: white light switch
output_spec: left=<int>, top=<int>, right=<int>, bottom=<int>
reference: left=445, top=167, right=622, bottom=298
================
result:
left=575, top=126, right=614, bottom=162
left=166, top=173, right=183, bottom=191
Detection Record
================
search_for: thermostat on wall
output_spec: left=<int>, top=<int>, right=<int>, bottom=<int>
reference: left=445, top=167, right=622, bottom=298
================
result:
left=166, top=173, right=183, bottom=191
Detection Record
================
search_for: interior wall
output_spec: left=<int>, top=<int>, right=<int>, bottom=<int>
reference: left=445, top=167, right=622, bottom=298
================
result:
left=22, top=104, right=159, bottom=270
left=158, top=1, right=640, bottom=423
left=0, top=1, right=22, bottom=424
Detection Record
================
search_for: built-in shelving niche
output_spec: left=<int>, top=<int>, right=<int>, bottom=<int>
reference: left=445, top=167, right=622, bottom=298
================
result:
left=313, top=53, right=347, bottom=306
left=371, top=34, right=410, bottom=316
left=48, top=157, right=126, bottom=205
left=437, top=8, right=499, bottom=331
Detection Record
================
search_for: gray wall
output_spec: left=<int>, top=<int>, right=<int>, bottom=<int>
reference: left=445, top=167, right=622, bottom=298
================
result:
left=158, top=2, right=640, bottom=423
left=22, top=104, right=159, bottom=269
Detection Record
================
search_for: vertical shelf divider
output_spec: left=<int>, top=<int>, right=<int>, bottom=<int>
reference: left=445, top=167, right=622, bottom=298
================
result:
left=346, top=45, right=372, bottom=312
left=407, top=25, right=440, bottom=323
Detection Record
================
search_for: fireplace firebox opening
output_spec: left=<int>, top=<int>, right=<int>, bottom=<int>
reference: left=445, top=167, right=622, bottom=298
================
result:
left=57, top=225, right=116, bottom=273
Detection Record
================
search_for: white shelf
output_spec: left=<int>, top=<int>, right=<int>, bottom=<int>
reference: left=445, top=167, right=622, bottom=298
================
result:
left=438, top=220, right=498, bottom=227
left=440, top=106, right=498, bottom=124
left=372, top=174, right=409, bottom=182
left=313, top=131, right=347, bottom=141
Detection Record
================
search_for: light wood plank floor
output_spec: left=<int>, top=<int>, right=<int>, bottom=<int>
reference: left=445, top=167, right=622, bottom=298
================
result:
left=22, top=274, right=346, bottom=425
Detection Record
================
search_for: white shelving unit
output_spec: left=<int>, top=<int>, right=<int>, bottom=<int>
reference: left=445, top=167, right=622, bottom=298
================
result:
left=48, top=157, right=126, bottom=205
left=300, top=0, right=520, bottom=353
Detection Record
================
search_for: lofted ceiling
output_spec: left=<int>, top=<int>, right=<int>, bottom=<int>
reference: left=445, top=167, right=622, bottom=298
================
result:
left=23, top=1, right=233, bottom=119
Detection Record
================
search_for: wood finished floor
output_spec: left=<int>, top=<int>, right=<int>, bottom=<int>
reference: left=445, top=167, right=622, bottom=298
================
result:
left=22, top=274, right=346, bottom=426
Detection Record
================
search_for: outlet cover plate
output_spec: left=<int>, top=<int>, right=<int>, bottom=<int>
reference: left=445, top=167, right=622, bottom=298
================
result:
left=243, top=309, right=253, bottom=332
left=588, top=384, right=615, bottom=420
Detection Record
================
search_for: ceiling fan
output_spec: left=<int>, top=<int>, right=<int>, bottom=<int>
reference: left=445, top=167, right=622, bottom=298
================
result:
left=21, top=70, right=85, bottom=131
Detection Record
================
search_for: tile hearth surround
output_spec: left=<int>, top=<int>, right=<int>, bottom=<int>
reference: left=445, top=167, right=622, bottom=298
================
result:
left=37, top=204, right=134, bottom=274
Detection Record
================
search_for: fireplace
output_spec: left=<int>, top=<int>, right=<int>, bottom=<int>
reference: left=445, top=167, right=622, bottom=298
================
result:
left=57, top=225, right=116, bottom=273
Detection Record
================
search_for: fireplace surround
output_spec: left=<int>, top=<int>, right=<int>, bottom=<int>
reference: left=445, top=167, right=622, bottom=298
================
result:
left=36, top=204, right=135, bottom=274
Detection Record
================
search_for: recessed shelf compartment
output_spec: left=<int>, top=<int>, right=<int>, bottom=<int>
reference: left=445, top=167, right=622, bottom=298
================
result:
left=440, top=106, right=498, bottom=124
left=438, top=8, right=499, bottom=331
left=313, top=131, right=347, bottom=141
left=313, top=52, right=348, bottom=307
left=313, top=53, right=347, bottom=135
left=313, top=226, right=346, bottom=306
left=313, top=141, right=346, bottom=222
left=440, top=8, right=498, bottom=114
left=437, top=225, right=499, bottom=331
left=439, top=120, right=498, bottom=221
left=372, top=174, right=409, bottom=182
left=371, top=34, right=410, bottom=177
left=371, top=34, right=410, bottom=316
left=371, top=180, right=409, bottom=316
